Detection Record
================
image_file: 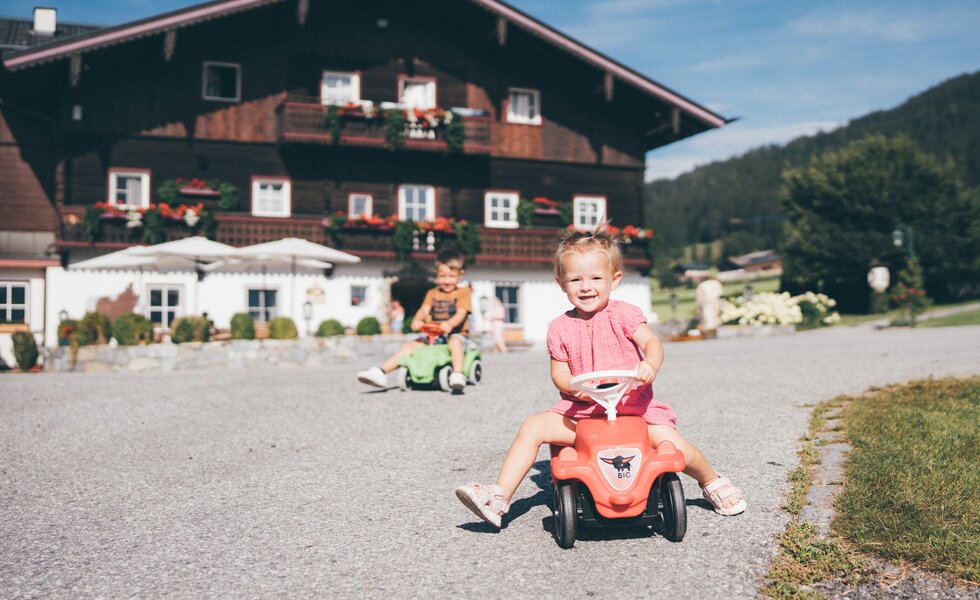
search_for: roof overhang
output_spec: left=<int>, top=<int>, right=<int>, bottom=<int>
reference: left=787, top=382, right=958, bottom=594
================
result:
left=2, top=0, right=727, bottom=130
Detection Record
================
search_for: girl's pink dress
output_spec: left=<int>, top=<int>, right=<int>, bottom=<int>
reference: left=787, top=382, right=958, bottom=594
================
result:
left=546, top=300, right=676, bottom=427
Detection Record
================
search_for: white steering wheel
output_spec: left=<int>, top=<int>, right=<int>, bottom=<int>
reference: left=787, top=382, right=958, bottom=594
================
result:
left=567, top=369, right=638, bottom=420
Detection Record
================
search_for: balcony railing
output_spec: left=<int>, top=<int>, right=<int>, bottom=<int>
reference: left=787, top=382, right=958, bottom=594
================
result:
left=58, top=210, right=651, bottom=271
left=276, top=96, right=492, bottom=154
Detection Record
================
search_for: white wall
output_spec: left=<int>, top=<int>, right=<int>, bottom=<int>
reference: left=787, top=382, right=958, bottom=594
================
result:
left=0, top=268, right=45, bottom=368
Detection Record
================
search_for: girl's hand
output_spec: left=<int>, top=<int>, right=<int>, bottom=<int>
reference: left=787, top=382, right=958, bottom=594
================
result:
left=635, top=361, right=658, bottom=385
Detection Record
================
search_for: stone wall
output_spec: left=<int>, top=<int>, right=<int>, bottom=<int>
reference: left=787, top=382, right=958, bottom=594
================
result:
left=43, top=335, right=417, bottom=373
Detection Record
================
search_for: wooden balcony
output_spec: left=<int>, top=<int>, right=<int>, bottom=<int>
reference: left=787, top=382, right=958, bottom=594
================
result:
left=57, top=210, right=651, bottom=272
left=276, top=96, right=492, bottom=154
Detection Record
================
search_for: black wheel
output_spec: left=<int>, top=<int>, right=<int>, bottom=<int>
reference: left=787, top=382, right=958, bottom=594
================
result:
left=396, top=367, right=411, bottom=391
left=467, top=359, right=483, bottom=385
left=659, top=472, right=687, bottom=542
left=552, top=482, right=577, bottom=549
left=437, top=365, right=451, bottom=391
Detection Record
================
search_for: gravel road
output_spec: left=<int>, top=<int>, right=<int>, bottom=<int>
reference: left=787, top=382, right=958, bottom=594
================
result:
left=2, top=324, right=979, bottom=599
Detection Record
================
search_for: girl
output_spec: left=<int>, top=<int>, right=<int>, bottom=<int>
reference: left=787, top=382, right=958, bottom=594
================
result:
left=455, top=226, right=746, bottom=528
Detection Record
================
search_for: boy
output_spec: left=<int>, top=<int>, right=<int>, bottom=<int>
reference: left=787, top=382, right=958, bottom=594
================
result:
left=357, top=248, right=472, bottom=392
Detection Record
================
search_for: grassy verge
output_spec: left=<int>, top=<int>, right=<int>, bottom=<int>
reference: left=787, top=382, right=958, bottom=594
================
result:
left=764, top=397, right=864, bottom=599
left=920, top=307, right=980, bottom=328
left=764, top=378, right=980, bottom=597
left=835, top=377, right=980, bottom=582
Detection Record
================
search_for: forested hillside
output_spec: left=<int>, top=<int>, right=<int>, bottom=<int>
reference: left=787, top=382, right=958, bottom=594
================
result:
left=645, top=71, right=980, bottom=260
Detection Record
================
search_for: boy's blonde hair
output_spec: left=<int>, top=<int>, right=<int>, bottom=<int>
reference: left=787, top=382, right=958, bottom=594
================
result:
left=553, top=222, right=624, bottom=279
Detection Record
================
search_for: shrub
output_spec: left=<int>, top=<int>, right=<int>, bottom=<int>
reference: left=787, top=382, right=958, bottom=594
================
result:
left=11, top=331, right=39, bottom=370
left=76, top=312, right=112, bottom=346
left=112, top=312, right=154, bottom=345
left=57, top=318, right=78, bottom=346
left=171, top=316, right=209, bottom=343
left=268, top=317, right=298, bottom=339
left=230, top=312, right=255, bottom=340
left=317, top=319, right=345, bottom=337
left=356, top=316, right=381, bottom=335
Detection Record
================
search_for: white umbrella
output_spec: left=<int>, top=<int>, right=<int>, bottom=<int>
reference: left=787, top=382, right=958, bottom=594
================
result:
left=229, top=238, right=361, bottom=323
left=126, top=237, right=235, bottom=313
left=70, top=248, right=202, bottom=315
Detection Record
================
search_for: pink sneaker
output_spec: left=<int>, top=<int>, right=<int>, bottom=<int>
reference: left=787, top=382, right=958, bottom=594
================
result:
left=455, top=482, right=509, bottom=528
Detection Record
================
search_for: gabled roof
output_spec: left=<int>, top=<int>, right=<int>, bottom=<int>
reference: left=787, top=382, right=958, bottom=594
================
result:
left=0, top=16, right=100, bottom=56
left=2, top=0, right=726, bottom=128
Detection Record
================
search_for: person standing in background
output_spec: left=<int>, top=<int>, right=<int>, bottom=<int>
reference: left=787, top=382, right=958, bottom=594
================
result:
left=387, top=299, right=405, bottom=334
left=489, top=296, right=508, bottom=353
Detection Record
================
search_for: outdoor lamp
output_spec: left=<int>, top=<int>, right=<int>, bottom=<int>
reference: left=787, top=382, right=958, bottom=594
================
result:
left=59, top=309, right=68, bottom=322
left=892, top=229, right=904, bottom=249
left=302, top=301, right=313, bottom=336
left=479, top=296, right=489, bottom=316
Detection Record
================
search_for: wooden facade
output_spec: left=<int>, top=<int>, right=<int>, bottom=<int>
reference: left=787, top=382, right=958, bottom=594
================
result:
left=0, top=0, right=724, bottom=269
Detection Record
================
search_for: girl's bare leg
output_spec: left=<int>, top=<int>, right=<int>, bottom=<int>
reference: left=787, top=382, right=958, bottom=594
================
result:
left=496, top=411, right=577, bottom=501
left=648, top=425, right=741, bottom=510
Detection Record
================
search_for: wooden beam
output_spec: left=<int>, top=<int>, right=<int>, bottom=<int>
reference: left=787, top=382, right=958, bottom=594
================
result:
left=496, top=17, right=507, bottom=46
left=163, top=29, right=176, bottom=61
left=69, top=54, right=81, bottom=87
left=604, top=72, right=614, bottom=102
left=297, top=0, right=309, bottom=25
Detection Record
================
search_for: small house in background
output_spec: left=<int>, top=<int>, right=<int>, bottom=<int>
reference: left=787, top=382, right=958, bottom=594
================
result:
left=723, top=250, right=782, bottom=278
left=0, top=0, right=727, bottom=361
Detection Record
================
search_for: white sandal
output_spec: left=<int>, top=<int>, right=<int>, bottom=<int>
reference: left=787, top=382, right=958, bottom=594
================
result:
left=701, top=476, right=746, bottom=516
left=455, top=482, right=510, bottom=528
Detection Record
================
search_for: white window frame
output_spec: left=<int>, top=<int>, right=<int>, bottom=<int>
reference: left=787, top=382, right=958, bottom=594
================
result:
left=398, top=77, right=437, bottom=109
left=107, top=168, right=151, bottom=209
left=251, top=177, right=292, bottom=218
left=507, top=87, right=541, bottom=125
left=0, top=281, right=28, bottom=324
left=348, top=193, right=373, bottom=218
left=247, top=288, right=278, bottom=322
left=202, top=61, right=241, bottom=102
left=321, top=70, right=361, bottom=105
left=495, top=285, right=520, bottom=325
left=484, top=191, right=519, bottom=229
left=398, top=185, right=435, bottom=222
left=147, top=284, right=182, bottom=329
left=573, top=195, right=607, bottom=230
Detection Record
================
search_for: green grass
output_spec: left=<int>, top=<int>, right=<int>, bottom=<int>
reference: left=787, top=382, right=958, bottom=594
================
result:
left=835, top=378, right=980, bottom=582
left=920, top=307, right=980, bottom=328
left=651, top=276, right=780, bottom=320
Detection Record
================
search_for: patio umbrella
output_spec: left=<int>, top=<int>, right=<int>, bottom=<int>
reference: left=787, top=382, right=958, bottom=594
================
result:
left=125, top=236, right=236, bottom=312
left=70, top=248, right=202, bottom=314
left=229, top=238, right=361, bottom=323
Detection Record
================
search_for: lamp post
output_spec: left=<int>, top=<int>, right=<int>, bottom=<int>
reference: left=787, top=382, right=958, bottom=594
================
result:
left=892, top=225, right=920, bottom=326
left=892, top=226, right=915, bottom=260
left=302, top=300, right=313, bottom=337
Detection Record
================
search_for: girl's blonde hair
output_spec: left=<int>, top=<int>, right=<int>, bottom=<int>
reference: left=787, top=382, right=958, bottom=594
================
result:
left=553, top=222, right=624, bottom=279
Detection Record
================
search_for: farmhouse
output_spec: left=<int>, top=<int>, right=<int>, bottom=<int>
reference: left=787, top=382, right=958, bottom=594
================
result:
left=0, top=0, right=726, bottom=362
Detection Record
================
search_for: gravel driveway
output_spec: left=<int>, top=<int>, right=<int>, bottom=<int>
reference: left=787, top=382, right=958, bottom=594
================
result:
left=2, top=324, right=979, bottom=599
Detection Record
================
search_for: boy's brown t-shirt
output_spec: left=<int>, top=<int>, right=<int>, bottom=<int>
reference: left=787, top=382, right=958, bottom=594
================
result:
left=422, top=286, right=472, bottom=334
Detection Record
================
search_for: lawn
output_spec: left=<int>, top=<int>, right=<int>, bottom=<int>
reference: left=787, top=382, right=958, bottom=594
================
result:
left=650, top=276, right=780, bottom=321
left=834, top=377, right=980, bottom=582
left=920, top=307, right=980, bottom=327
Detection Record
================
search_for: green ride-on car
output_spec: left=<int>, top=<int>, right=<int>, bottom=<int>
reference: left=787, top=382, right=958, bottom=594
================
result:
left=396, top=323, right=483, bottom=391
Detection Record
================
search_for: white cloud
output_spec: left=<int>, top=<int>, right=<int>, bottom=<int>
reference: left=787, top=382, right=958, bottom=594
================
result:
left=644, top=120, right=842, bottom=181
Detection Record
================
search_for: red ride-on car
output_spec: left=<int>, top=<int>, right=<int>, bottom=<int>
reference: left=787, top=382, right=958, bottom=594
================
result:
left=549, top=370, right=687, bottom=548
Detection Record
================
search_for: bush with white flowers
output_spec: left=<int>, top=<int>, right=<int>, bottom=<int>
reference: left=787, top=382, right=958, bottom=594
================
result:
left=721, top=291, right=840, bottom=328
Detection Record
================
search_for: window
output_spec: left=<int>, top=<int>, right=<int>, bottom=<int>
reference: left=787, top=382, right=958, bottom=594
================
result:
left=108, top=169, right=150, bottom=208
left=507, top=88, right=541, bottom=125
left=495, top=285, right=519, bottom=324
left=573, top=195, right=606, bottom=230
left=0, top=282, right=28, bottom=324
left=251, top=177, right=291, bottom=218
left=398, top=185, right=435, bottom=222
left=148, top=285, right=181, bottom=329
left=321, top=71, right=360, bottom=105
left=248, top=289, right=277, bottom=322
left=202, top=61, right=241, bottom=102
left=399, top=77, right=436, bottom=109
left=350, top=285, right=367, bottom=306
left=348, top=193, right=373, bottom=218
left=484, top=191, right=519, bottom=228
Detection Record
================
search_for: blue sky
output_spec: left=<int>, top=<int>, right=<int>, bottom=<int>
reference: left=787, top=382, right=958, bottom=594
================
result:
left=3, top=0, right=978, bottom=180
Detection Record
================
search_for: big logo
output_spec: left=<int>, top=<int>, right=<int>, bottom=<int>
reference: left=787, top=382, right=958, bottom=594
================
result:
left=596, top=447, right=642, bottom=490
